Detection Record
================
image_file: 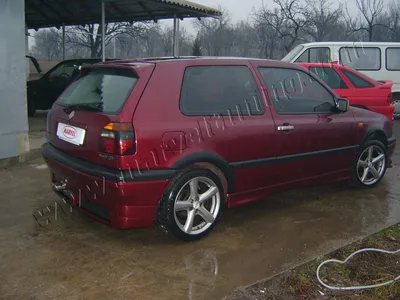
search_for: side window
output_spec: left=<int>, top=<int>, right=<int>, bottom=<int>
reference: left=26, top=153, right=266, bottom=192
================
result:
left=295, top=47, right=330, bottom=63
left=309, top=67, right=348, bottom=89
left=295, top=50, right=309, bottom=63
left=47, top=61, right=77, bottom=81
left=259, top=67, right=335, bottom=114
left=339, top=47, right=381, bottom=70
left=340, top=69, right=374, bottom=88
left=180, top=66, right=264, bottom=116
left=386, top=47, right=400, bottom=71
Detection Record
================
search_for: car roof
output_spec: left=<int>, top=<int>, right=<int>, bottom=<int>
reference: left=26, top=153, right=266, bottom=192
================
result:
left=299, top=41, right=400, bottom=47
left=100, top=56, right=304, bottom=69
left=298, top=62, right=339, bottom=67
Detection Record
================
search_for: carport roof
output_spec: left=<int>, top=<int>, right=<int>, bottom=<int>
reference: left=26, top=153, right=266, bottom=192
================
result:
left=25, top=0, right=222, bottom=30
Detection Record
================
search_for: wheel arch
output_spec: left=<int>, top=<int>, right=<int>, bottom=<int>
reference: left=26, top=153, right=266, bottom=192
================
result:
left=360, top=128, right=388, bottom=149
left=171, top=152, right=235, bottom=194
left=391, top=91, right=400, bottom=100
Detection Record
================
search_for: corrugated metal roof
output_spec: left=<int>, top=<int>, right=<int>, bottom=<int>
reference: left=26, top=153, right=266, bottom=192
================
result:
left=156, top=0, right=220, bottom=14
left=25, top=0, right=221, bottom=30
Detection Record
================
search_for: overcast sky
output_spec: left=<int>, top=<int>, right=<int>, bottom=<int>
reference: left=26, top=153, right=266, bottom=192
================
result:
left=178, top=0, right=352, bottom=33
left=28, top=0, right=393, bottom=48
left=179, top=0, right=393, bottom=33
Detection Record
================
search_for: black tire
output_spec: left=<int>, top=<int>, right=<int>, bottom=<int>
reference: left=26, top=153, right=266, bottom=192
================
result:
left=27, top=99, right=36, bottom=117
left=391, top=93, right=400, bottom=120
left=156, top=166, right=225, bottom=242
left=351, top=140, right=387, bottom=188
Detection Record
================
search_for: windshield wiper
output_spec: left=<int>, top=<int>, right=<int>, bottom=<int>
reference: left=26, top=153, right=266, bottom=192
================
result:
left=63, top=102, right=103, bottom=114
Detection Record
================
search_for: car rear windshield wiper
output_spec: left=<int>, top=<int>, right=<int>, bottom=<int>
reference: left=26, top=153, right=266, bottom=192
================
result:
left=63, top=102, right=103, bottom=114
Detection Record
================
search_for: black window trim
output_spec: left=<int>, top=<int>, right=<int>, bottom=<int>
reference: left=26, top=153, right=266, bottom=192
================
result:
left=179, top=65, right=265, bottom=117
left=385, top=47, right=400, bottom=71
left=294, top=47, right=331, bottom=63
left=258, top=66, right=337, bottom=115
left=308, top=66, right=349, bottom=89
left=339, top=46, right=381, bottom=71
left=339, top=68, right=374, bottom=89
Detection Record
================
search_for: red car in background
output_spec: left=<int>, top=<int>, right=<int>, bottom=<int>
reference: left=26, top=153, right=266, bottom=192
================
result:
left=299, top=62, right=394, bottom=123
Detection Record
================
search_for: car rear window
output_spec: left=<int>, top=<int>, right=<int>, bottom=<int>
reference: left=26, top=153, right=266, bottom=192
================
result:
left=56, top=67, right=138, bottom=114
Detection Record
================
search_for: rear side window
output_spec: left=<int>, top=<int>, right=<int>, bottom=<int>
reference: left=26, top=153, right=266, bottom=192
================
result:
left=179, top=66, right=263, bottom=116
left=295, top=47, right=330, bottom=63
left=340, top=69, right=374, bottom=88
left=339, top=47, right=381, bottom=70
left=386, top=47, right=400, bottom=71
left=56, top=68, right=138, bottom=114
left=309, top=66, right=348, bottom=89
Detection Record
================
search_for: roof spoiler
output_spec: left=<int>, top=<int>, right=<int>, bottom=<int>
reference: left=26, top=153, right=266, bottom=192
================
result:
left=378, top=80, right=393, bottom=89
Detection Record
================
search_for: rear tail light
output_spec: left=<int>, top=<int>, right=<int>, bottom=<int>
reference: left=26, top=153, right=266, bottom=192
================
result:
left=98, top=122, right=135, bottom=155
left=45, top=111, right=51, bottom=133
left=388, top=93, right=393, bottom=104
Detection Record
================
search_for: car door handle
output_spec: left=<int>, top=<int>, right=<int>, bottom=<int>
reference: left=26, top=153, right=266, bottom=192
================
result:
left=277, top=125, right=295, bottom=131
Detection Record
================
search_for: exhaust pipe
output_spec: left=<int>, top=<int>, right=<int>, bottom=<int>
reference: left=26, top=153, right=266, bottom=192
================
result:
left=52, top=180, right=75, bottom=202
left=52, top=181, right=67, bottom=191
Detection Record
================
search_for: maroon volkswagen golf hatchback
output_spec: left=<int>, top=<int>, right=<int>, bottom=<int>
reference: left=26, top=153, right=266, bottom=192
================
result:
left=42, top=57, right=396, bottom=241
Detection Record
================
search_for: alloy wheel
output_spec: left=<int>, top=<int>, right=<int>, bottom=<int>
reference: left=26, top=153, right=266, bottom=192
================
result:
left=357, top=145, right=386, bottom=185
left=173, top=176, right=221, bottom=235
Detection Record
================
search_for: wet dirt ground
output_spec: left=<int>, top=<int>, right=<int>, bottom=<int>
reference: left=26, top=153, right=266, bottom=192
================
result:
left=1, top=123, right=400, bottom=300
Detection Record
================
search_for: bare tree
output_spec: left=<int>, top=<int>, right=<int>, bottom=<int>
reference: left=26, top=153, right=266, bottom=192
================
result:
left=158, top=25, right=174, bottom=56
left=31, top=28, right=62, bottom=60
left=304, top=0, right=344, bottom=41
left=233, top=21, right=258, bottom=57
left=255, top=0, right=309, bottom=53
left=253, top=11, right=284, bottom=58
left=66, top=22, right=149, bottom=58
left=346, top=0, right=385, bottom=41
left=385, top=0, right=400, bottom=41
left=193, top=6, right=234, bottom=56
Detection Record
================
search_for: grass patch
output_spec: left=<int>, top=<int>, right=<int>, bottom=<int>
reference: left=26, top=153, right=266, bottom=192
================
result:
left=226, top=223, right=400, bottom=300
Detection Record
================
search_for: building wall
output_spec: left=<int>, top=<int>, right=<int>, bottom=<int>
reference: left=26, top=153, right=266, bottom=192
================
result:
left=0, top=0, right=29, bottom=160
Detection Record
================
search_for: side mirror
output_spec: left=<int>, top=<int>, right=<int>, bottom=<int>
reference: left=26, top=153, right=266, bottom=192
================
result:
left=336, top=98, right=349, bottom=112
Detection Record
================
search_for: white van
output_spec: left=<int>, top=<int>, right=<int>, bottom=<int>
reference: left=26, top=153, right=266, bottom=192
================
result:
left=282, top=42, right=400, bottom=103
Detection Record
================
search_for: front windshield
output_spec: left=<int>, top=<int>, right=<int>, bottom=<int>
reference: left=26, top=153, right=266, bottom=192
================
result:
left=281, top=45, right=304, bottom=61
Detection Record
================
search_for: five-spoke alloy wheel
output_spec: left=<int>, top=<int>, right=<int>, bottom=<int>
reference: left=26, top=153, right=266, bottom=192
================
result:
left=353, top=140, right=387, bottom=188
left=156, top=167, right=225, bottom=241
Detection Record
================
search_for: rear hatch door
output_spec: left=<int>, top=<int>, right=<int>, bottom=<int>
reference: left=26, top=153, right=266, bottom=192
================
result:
left=46, top=62, right=155, bottom=168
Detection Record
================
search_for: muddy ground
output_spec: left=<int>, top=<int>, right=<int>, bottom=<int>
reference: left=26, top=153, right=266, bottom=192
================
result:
left=1, top=122, right=400, bottom=299
left=225, top=223, right=400, bottom=300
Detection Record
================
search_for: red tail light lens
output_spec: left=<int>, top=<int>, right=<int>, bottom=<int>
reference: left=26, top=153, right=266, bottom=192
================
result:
left=45, top=111, right=51, bottom=133
left=388, top=93, right=393, bottom=104
left=99, top=123, right=135, bottom=155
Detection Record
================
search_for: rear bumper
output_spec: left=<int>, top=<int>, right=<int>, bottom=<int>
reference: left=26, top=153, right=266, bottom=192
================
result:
left=387, top=136, right=396, bottom=168
left=41, top=143, right=173, bottom=229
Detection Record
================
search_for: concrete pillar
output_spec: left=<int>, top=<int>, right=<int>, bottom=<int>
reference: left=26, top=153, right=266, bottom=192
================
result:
left=0, top=0, right=30, bottom=160
left=25, top=26, right=29, bottom=79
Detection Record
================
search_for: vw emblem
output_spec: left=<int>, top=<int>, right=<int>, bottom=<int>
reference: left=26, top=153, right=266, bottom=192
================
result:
left=68, top=111, right=75, bottom=119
